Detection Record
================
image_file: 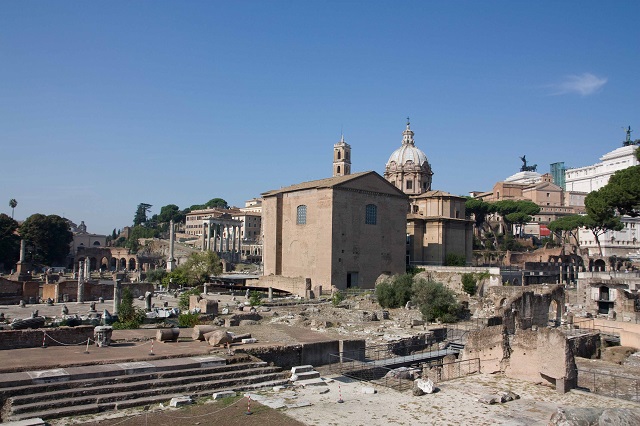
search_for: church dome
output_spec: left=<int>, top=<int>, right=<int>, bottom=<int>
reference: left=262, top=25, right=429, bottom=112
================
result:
left=384, top=119, right=433, bottom=195
left=386, top=121, right=430, bottom=168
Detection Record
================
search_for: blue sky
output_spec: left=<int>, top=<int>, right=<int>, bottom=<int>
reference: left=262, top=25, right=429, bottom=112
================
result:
left=2, top=1, right=639, bottom=235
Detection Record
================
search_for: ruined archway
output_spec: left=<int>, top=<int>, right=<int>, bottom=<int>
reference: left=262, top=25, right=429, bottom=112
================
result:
left=119, top=258, right=127, bottom=270
left=100, top=256, right=109, bottom=271
left=598, top=286, right=610, bottom=315
left=128, top=258, right=136, bottom=271
left=593, top=259, right=606, bottom=272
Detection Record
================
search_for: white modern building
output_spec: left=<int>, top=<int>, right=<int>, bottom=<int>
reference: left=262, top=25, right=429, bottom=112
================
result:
left=564, top=132, right=640, bottom=257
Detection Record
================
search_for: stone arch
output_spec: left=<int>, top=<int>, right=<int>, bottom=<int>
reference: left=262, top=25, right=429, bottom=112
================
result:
left=593, top=259, right=606, bottom=272
left=128, top=258, right=136, bottom=270
left=119, top=258, right=127, bottom=270
left=100, top=256, right=109, bottom=271
left=89, top=257, right=98, bottom=271
left=110, top=257, right=117, bottom=271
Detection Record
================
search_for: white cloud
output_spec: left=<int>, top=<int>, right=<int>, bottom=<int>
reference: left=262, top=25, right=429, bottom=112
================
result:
left=548, top=73, right=607, bottom=96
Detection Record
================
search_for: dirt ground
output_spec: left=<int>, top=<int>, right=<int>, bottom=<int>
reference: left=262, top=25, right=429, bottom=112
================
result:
left=56, top=397, right=305, bottom=426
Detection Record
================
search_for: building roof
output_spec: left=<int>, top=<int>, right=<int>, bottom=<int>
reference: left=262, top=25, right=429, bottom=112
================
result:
left=262, top=171, right=406, bottom=198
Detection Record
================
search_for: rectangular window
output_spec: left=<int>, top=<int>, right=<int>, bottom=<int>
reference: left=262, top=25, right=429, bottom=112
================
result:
left=296, top=205, right=307, bottom=225
left=406, top=180, right=413, bottom=190
left=365, top=204, right=377, bottom=225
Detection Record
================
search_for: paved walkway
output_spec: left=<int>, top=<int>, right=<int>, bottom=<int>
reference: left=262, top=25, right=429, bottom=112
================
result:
left=0, top=328, right=217, bottom=374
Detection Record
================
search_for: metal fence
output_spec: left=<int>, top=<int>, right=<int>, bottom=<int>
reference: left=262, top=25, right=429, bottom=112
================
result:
left=328, top=354, right=413, bottom=391
left=328, top=354, right=481, bottom=391
left=421, top=358, right=481, bottom=384
left=578, top=368, right=640, bottom=402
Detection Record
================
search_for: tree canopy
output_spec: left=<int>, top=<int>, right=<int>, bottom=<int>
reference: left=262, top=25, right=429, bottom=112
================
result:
left=601, top=164, right=640, bottom=218
left=133, top=203, right=152, bottom=226
left=0, top=213, right=20, bottom=271
left=19, top=214, right=73, bottom=266
left=584, top=188, right=624, bottom=255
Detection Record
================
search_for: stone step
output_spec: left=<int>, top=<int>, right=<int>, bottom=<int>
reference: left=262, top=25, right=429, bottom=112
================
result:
left=8, top=366, right=281, bottom=412
left=7, top=374, right=290, bottom=422
left=1, top=361, right=267, bottom=402
left=0, top=355, right=233, bottom=390
left=292, top=371, right=321, bottom=381
left=295, top=377, right=327, bottom=387
left=290, top=365, right=315, bottom=375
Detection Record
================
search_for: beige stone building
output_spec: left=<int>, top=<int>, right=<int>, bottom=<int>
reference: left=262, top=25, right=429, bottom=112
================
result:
left=384, top=120, right=473, bottom=265
left=261, top=170, right=408, bottom=291
left=407, top=191, right=473, bottom=265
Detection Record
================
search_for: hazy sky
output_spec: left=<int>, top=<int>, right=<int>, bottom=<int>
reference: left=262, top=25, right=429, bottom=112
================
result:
left=2, top=1, right=639, bottom=234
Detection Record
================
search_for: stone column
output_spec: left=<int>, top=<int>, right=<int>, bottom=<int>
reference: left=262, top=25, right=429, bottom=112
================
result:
left=84, top=259, right=90, bottom=280
left=212, top=224, right=218, bottom=252
left=167, top=220, right=176, bottom=272
left=206, top=219, right=212, bottom=251
left=224, top=225, right=230, bottom=252
left=231, top=225, right=237, bottom=261
left=77, top=260, right=85, bottom=303
left=268, top=286, right=273, bottom=301
left=113, top=280, right=121, bottom=314
left=19, top=239, right=26, bottom=263
left=201, top=224, right=206, bottom=251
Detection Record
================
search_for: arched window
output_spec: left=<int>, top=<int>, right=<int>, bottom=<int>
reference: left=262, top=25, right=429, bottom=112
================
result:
left=337, top=151, right=342, bottom=160
left=337, top=166, right=341, bottom=174
left=365, top=204, right=377, bottom=225
left=296, top=205, right=307, bottom=225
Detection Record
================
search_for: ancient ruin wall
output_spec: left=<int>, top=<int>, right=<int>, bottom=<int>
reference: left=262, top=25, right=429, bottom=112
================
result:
left=249, top=276, right=307, bottom=297
left=0, top=326, right=94, bottom=351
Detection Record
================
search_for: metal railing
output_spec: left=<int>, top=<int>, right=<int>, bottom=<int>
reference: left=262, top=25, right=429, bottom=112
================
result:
left=328, top=354, right=413, bottom=391
left=578, top=368, right=640, bottom=402
left=421, top=358, right=481, bottom=383
left=328, top=354, right=481, bottom=391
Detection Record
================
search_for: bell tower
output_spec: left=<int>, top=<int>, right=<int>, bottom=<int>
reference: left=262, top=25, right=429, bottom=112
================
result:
left=333, top=134, right=351, bottom=177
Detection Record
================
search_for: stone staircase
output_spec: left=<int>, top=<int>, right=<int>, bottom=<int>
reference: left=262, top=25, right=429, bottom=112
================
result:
left=0, top=356, right=288, bottom=423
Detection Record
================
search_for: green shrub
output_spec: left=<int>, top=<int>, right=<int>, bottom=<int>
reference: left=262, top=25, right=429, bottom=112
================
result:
left=331, top=290, right=345, bottom=307
left=461, top=273, right=477, bottom=296
left=178, top=312, right=200, bottom=328
left=376, top=274, right=413, bottom=309
left=113, top=287, right=146, bottom=329
left=412, top=279, right=461, bottom=323
left=444, top=253, right=466, bottom=266
left=249, top=291, right=262, bottom=306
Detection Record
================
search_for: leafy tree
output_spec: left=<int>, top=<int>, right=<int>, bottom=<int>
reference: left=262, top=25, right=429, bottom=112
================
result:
left=205, top=198, right=228, bottom=209
left=162, top=267, right=189, bottom=288
left=181, top=251, right=222, bottom=285
left=19, top=214, right=73, bottom=266
left=0, top=213, right=20, bottom=271
left=111, top=229, right=117, bottom=240
left=376, top=274, right=413, bottom=309
left=157, top=204, right=186, bottom=224
left=249, top=291, right=262, bottom=306
left=146, top=268, right=167, bottom=284
left=133, top=203, right=152, bottom=226
left=494, top=200, right=539, bottom=237
left=584, top=189, right=624, bottom=256
left=600, top=164, right=640, bottom=217
left=412, top=279, right=461, bottom=323
left=548, top=215, right=586, bottom=245
left=461, top=273, right=477, bottom=296
left=9, top=199, right=17, bottom=219
left=189, top=204, right=206, bottom=211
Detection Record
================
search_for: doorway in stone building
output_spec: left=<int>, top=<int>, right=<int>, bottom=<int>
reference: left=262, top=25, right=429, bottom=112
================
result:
left=347, top=272, right=358, bottom=288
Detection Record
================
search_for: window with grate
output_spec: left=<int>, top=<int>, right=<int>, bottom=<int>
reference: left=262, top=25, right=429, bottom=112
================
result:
left=297, top=205, right=307, bottom=225
left=365, top=204, right=377, bottom=225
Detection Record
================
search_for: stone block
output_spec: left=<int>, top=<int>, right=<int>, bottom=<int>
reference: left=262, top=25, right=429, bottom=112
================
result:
left=361, top=386, right=377, bottom=394
left=169, top=396, right=193, bottom=407
left=241, top=338, right=257, bottom=344
left=212, top=391, right=236, bottom=400
left=291, top=365, right=314, bottom=375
